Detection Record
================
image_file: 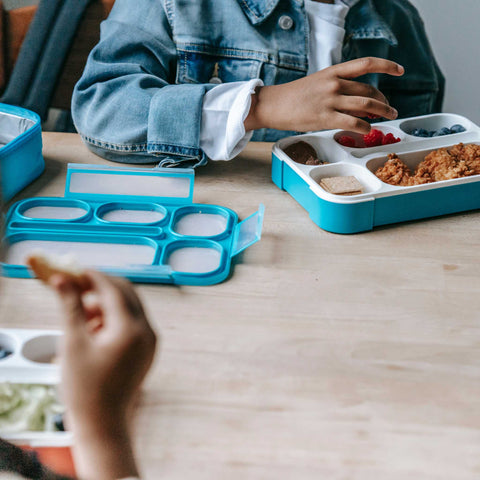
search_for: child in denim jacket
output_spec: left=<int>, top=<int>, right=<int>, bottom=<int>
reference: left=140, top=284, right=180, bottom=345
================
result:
left=72, top=0, right=444, bottom=168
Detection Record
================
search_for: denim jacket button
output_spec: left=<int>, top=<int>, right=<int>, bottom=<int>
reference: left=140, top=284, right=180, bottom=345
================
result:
left=209, top=76, right=222, bottom=84
left=278, top=15, right=294, bottom=30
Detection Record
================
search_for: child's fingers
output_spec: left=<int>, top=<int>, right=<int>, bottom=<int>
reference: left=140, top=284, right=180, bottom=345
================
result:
left=337, top=96, right=398, bottom=120
left=339, top=79, right=389, bottom=105
left=49, top=274, right=88, bottom=334
left=332, top=112, right=372, bottom=135
left=334, top=57, right=404, bottom=80
left=84, top=270, right=147, bottom=324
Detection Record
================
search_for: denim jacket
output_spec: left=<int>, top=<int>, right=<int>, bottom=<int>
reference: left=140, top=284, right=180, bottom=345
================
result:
left=72, top=0, right=444, bottom=167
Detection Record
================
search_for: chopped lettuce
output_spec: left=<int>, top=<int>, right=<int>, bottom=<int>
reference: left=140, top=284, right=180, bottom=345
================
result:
left=0, top=383, right=65, bottom=432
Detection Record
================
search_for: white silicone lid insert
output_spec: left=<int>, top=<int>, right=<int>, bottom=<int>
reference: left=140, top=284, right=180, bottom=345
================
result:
left=6, top=240, right=156, bottom=268
left=101, top=208, right=166, bottom=224
left=21, top=206, right=88, bottom=220
left=167, top=247, right=221, bottom=273
left=174, top=213, right=228, bottom=236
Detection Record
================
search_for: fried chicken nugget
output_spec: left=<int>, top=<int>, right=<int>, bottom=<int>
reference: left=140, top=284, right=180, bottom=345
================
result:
left=374, top=154, right=412, bottom=186
left=375, top=143, right=480, bottom=186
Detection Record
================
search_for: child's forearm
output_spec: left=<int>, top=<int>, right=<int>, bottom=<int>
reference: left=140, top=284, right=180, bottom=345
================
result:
left=244, top=58, right=403, bottom=135
left=71, top=415, right=139, bottom=480
left=244, top=85, right=275, bottom=132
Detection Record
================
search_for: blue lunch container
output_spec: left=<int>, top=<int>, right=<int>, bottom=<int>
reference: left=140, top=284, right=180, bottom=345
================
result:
left=0, top=103, right=44, bottom=201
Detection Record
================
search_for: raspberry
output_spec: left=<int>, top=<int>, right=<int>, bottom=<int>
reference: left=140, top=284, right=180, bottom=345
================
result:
left=382, top=133, right=401, bottom=145
left=363, top=129, right=384, bottom=147
left=367, top=113, right=381, bottom=120
left=337, top=135, right=356, bottom=147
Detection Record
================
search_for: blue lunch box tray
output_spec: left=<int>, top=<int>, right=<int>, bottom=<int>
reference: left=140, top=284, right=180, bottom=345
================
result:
left=1, top=163, right=264, bottom=285
left=0, top=103, right=44, bottom=201
left=272, top=113, right=480, bottom=234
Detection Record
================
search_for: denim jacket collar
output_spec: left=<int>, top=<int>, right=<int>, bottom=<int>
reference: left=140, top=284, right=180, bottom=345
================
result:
left=238, top=0, right=397, bottom=46
left=236, top=0, right=282, bottom=25
left=345, top=0, right=398, bottom=46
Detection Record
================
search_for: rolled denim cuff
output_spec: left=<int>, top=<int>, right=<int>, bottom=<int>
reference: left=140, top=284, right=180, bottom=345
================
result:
left=81, top=136, right=208, bottom=168
left=147, top=83, right=215, bottom=156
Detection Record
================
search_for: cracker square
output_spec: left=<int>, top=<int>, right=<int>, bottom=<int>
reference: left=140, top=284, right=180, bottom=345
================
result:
left=319, top=176, right=363, bottom=196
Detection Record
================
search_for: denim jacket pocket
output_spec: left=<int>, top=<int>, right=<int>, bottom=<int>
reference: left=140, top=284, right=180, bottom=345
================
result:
left=177, top=49, right=263, bottom=85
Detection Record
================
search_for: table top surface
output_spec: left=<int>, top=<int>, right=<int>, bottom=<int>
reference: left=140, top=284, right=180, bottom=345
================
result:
left=1, top=132, right=480, bottom=479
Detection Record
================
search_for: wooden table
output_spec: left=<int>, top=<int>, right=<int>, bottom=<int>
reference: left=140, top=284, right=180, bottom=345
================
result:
left=1, top=133, right=480, bottom=479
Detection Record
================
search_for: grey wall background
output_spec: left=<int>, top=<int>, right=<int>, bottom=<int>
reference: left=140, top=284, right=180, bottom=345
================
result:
left=410, top=0, right=480, bottom=123
left=3, top=0, right=480, bottom=124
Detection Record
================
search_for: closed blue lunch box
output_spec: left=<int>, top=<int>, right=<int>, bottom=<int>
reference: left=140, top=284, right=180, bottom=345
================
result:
left=0, top=103, right=44, bottom=201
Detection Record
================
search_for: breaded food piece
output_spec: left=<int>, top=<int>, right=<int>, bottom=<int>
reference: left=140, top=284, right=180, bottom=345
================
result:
left=283, top=141, right=327, bottom=166
left=374, top=154, right=412, bottom=186
left=26, top=252, right=90, bottom=290
left=414, top=147, right=474, bottom=183
left=375, top=143, right=480, bottom=186
left=450, top=143, right=480, bottom=174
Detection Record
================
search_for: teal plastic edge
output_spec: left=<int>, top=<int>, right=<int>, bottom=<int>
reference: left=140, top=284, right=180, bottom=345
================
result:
left=64, top=163, right=195, bottom=205
left=0, top=197, right=241, bottom=286
left=374, top=181, right=480, bottom=227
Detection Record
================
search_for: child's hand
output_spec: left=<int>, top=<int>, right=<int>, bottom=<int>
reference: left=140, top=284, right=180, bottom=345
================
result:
left=50, top=270, right=157, bottom=427
left=50, top=270, right=157, bottom=480
left=245, top=57, right=404, bottom=134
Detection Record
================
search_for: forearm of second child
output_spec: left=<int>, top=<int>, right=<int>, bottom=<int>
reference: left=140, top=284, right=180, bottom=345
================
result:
left=70, top=413, right=139, bottom=480
left=51, top=271, right=157, bottom=480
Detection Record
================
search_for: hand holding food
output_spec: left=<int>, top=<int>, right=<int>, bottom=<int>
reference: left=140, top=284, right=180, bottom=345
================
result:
left=46, top=266, right=157, bottom=480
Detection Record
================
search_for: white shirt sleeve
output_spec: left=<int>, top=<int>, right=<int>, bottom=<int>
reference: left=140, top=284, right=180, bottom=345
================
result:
left=200, top=79, right=263, bottom=161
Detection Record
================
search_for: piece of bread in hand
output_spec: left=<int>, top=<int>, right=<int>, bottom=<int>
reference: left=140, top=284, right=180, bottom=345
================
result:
left=26, top=251, right=90, bottom=290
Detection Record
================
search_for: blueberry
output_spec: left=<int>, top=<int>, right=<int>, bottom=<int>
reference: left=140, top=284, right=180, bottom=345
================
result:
left=53, top=413, right=65, bottom=431
left=450, top=124, right=466, bottom=133
left=0, top=349, right=12, bottom=360
left=437, top=127, right=451, bottom=136
left=414, top=128, right=429, bottom=137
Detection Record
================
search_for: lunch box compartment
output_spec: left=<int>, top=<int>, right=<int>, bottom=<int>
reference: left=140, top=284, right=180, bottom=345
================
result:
left=164, top=240, right=224, bottom=274
left=309, top=163, right=382, bottom=195
left=18, top=199, right=91, bottom=221
left=399, top=113, right=474, bottom=136
left=334, top=125, right=405, bottom=153
left=5, top=234, right=158, bottom=269
left=171, top=206, right=231, bottom=237
left=21, top=335, right=60, bottom=364
left=96, top=202, right=167, bottom=225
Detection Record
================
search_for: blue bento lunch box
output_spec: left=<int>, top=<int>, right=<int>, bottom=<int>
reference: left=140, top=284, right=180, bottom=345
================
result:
left=0, top=103, right=44, bottom=201
left=1, top=163, right=264, bottom=285
left=272, top=113, right=480, bottom=234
